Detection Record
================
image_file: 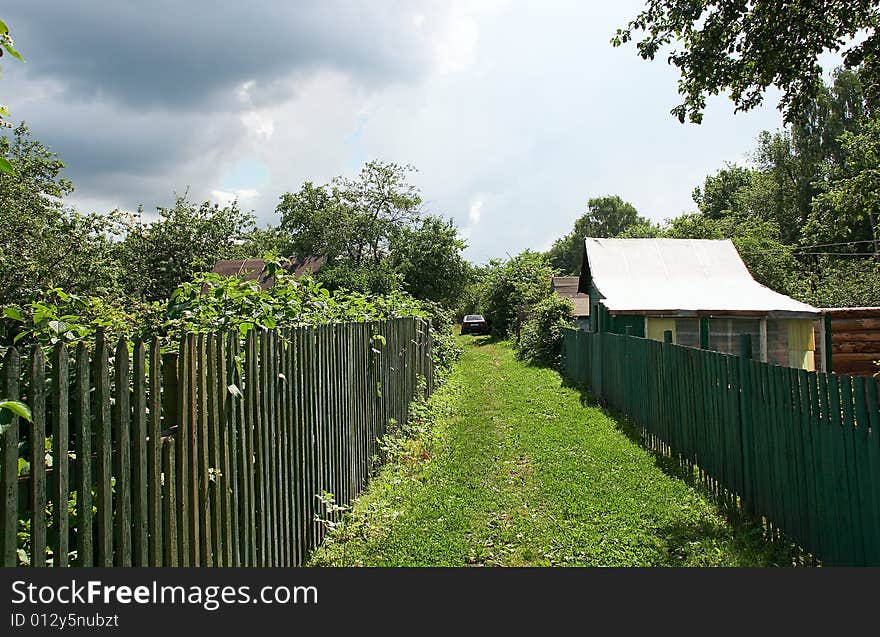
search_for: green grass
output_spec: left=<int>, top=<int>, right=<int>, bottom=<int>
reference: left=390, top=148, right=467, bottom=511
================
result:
left=310, top=337, right=801, bottom=566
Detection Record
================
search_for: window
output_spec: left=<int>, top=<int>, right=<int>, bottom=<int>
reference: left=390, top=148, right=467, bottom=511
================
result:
left=708, top=318, right=763, bottom=360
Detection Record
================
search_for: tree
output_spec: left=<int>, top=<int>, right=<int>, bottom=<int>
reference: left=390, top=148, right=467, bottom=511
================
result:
left=547, top=195, right=650, bottom=274
left=0, top=124, right=119, bottom=304
left=113, top=196, right=256, bottom=301
left=483, top=251, right=554, bottom=338
left=809, top=118, right=880, bottom=256
left=337, top=161, right=422, bottom=266
left=612, top=1, right=880, bottom=123
left=390, top=215, right=469, bottom=306
left=277, top=181, right=353, bottom=262
left=277, top=161, right=423, bottom=268
left=0, top=18, right=24, bottom=174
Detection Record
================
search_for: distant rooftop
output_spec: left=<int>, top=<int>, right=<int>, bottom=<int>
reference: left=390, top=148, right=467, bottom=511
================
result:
left=211, top=255, right=325, bottom=289
left=551, top=276, right=590, bottom=317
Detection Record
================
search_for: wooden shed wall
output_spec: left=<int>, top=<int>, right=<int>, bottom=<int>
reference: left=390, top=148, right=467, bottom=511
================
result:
left=815, top=308, right=880, bottom=377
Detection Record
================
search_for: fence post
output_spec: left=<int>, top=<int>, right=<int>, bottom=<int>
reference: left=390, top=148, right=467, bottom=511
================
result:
left=162, top=353, right=179, bottom=430
left=700, top=318, right=710, bottom=349
left=663, top=330, right=673, bottom=344
left=739, top=333, right=753, bottom=360
left=737, top=333, right=754, bottom=515
left=823, top=312, right=833, bottom=373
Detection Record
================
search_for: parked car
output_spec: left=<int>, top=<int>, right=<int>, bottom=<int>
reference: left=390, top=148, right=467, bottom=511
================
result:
left=461, top=314, right=489, bottom=335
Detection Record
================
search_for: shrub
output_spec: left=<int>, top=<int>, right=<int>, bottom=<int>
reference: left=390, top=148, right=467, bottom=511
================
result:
left=482, top=251, right=554, bottom=338
left=516, top=295, right=575, bottom=367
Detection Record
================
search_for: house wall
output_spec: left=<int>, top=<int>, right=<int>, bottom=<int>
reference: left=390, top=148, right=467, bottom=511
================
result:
left=814, top=308, right=880, bottom=376
left=646, top=317, right=675, bottom=342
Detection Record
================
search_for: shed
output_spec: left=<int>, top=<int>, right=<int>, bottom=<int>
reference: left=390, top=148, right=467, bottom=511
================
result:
left=578, top=238, right=823, bottom=370
left=211, top=255, right=325, bottom=289
left=551, top=276, right=590, bottom=330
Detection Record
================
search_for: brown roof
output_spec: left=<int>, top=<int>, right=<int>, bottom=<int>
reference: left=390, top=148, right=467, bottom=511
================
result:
left=211, top=256, right=325, bottom=290
left=551, top=276, right=590, bottom=317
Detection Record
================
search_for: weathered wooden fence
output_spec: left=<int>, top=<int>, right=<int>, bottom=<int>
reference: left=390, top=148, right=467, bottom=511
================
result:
left=0, top=318, right=433, bottom=567
left=562, top=328, right=880, bottom=566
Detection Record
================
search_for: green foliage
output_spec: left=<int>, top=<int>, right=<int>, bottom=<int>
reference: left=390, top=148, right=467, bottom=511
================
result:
left=2, top=288, right=163, bottom=348
left=482, top=251, right=554, bottom=338
left=0, top=400, right=31, bottom=437
left=547, top=196, right=652, bottom=274
left=277, top=161, right=422, bottom=267
left=390, top=216, right=470, bottom=306
left=277, top=162, right=468, bottom=309
left=112, top=196, right=257, bottom=301
left=317, top=261, right=402, bottom=296
left=0, top=18, right=22, bottom=175
left=809, top=117, right=880, bottom=251
left=516, top=295, right=575, bottom=368
left=0, top=124, right=120, bottom=304
left=613, top=1, right=880, bottom=123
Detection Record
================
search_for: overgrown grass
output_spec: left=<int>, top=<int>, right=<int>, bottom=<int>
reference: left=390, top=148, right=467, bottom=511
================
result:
left=310, top=337, right=803, bottom=566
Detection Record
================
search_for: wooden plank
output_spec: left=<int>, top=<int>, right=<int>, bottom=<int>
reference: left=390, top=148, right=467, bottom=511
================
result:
left=866, top=380, right=880, bottom=565
left=0, top=348, right=19, bottom=566
left=828, top=375, right=856, bottom=564
left=852, top=377, right=878, bottom=565
left=132, top=338, right=149, bottom=566
left=831, top=317, right=880, bottom=331
left=840, top=376, right=865, bottom=564
left=279, top=329, right=292, bottom=565
left=196, top=333, right=212, bottom=566
left=243, top=330, right=257, bottom=566
left=94, top=331, right=113, bottom=566
left=224, top=333, right=241, bottom=567
left=266, top=329, right=279, bottom=566
left=250, top=329, right=266, bottom=565
left=162, top=439, right=178, bottom=566
left=113, top=338, right=132, bottom=567
left=51, top=343, right=69, bottom=567
left=73, top=344, right=92, bottom=566
left=207, top=333, right=223, bottom=565
left=148, top=339, right=163, bottom=566
left=306, top=327, right=318, bottom=553
left=831, top=331, right=880, bottom=343
left=833, top=352, right=880, bottom=364
left=175, top=337, right=190, bottom=566
left=29, top=346, right=47, bottom=567
left=218, top=333, right=233, bottom=567
left=832, top=342, right=880, bottom=354
left=186, top=333, right=199, bottom=566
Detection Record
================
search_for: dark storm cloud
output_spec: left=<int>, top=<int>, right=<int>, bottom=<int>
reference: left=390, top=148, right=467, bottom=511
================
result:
left=3, top=1, right=430, bottom=109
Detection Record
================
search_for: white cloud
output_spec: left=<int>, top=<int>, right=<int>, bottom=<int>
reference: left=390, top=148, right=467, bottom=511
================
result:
left=468, top=199, right=483, bottom=225
left=241, top=111, right=275, bottom=140
left=211, top=188, right=260, bottom=206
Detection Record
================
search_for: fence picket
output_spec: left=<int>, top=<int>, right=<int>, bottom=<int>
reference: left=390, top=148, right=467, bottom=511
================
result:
left=29, top=347, right=47, bottom=567
left=51, top=343, right=70, bottom=567
left=132, top=338, right=148, bottom=566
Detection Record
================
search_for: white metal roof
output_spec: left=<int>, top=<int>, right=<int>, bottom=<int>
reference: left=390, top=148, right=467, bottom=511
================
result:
left=582, top=238, right=819, bottom=316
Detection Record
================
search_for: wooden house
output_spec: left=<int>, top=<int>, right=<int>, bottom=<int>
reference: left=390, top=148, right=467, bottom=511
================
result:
left=578, top=238, right=824, bottom=370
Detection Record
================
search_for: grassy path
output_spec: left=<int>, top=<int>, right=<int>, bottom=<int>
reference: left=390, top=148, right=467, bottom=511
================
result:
left=311, top=338, right=794, bottom=566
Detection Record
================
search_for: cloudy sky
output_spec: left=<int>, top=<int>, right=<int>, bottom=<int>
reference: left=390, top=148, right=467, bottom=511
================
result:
left=3, top=0, right=787, bottom=263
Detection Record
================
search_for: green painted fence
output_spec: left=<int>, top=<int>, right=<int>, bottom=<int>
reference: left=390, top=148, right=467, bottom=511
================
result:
left=561, top=328, right=880, bottom=566
left=0, top=318, right=433, bottom=567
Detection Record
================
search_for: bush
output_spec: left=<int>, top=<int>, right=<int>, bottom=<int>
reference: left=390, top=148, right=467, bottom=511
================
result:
left=482, top=251, right=554, bottom=338
left=516, top=296, right=575, bottom=367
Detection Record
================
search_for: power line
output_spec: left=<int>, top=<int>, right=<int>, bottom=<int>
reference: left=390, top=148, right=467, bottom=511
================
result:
left=740, top=250, right=877, bottom=257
